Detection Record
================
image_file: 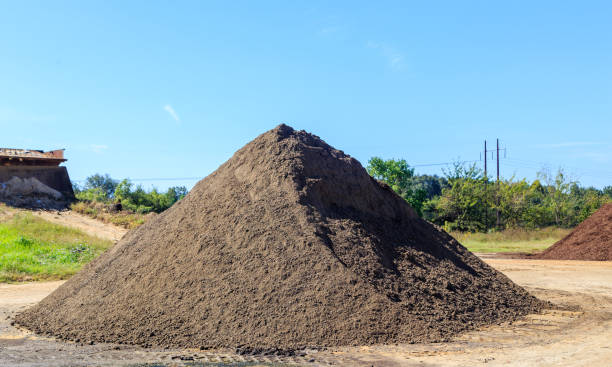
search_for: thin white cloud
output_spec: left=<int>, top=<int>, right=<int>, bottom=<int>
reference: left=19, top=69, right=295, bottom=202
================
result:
left=577, top=151, right=612, bottom=162
left=0, top=106, right=56, bottom=122
left=163, top=104, right=180, bottom=123
left=537, top=142, right=604, bottom=148
left=367, top=41, right=405, bottom=71
left=318, top=26, right=339, bottom=35
left=318, top=25, right=348, bottom=37
left=90, top=144, right=108, bottom=154
left=316, top=24, right=350, bottom=42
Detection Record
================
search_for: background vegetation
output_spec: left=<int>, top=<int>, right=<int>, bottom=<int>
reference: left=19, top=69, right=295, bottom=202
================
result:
left=367, top=158, right=611, bottom=233
left=70, top=201, right=147, bottom=229
left=73, top=174, right=187, bottom=214
left=450, top=227, right=572, bottom=253
left=71, top=174, right=187, bottom=228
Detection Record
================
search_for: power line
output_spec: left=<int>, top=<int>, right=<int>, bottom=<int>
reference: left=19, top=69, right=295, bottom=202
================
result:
left=72, top=177, right=203, bottom=183
left=412, top=159, right=479, bottom=167
left=73, top=160, right=481, bottom=184
left=73, top=160, right=484, bottom=183
left=504, top=158, right=612, bottom=181
left=72, top=151, right=612, bottom=185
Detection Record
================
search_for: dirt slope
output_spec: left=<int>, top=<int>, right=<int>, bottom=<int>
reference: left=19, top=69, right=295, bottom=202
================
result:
left=16, top=124, right=543, bottom=351
left=537, top=203, right=612, bottom=261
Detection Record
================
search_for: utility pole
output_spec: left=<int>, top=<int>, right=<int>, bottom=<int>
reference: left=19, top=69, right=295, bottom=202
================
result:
left=484, top=140, right=487, bottom=178
left=484, top=140, right=488, bottom=230
left=496, top=138, right=500, bottom=229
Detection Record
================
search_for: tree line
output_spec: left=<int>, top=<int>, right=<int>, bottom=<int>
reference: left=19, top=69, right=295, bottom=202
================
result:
left=75, top=163, right=612, bottom=232
left=72, top=174, right=187, bottom=214
left=367, top=157, right=612, bottom=232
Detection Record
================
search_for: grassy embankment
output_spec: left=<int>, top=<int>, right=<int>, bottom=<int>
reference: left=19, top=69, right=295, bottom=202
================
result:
left=70, top=201, right=146, bottom=229
left=0, top=211, right=112, bottom=282
left=451, top=227, right=572, bottom=253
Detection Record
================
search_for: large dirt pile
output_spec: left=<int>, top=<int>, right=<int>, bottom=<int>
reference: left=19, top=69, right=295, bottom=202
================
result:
left=16, top=124, right=543, bottom=350
left=537, top=203, right=612, bottom=261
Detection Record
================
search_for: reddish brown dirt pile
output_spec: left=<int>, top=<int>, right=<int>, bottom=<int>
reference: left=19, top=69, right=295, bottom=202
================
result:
left=16, top=125, right=543, bottom=351
left=537, top=203, right=612, bottom=261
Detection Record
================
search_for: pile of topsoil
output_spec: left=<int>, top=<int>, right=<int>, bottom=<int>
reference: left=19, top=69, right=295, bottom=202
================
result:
left=536, top=203, right=612, bottom=261
left=16, top=125, right=544, bottom=350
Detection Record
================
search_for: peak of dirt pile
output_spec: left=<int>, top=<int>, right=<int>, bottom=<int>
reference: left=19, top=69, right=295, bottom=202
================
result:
left=16, top=124, right=543, bottom=350
left=536, top=203, right=612, bottom=261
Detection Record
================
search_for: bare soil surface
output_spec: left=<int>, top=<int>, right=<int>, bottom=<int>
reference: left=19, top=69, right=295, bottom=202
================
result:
left=1, top=257, right=611, bottom=366
left=318, top=258, right=612, bottom=366
left=15, top=125, right=542, bottom=350
left=31, top=210, right=128, bottom=242
left=537, top=203, right=612, bottom=261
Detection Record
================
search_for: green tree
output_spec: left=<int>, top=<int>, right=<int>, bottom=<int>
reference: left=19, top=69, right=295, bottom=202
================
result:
left=369, top=157, right=611, bottom=232
left=603, top=186, right=612, bottom=199
left=409, top=174, right=448, bottom=199
left=537, top=168, right=575, bottom=227
left=84, top=173, right=119, bottom=200
left=366, top=157, right=427, bottom=215
left=114, top=179, right=187, bottom=213
left=429, top=162, right=491, bottom=232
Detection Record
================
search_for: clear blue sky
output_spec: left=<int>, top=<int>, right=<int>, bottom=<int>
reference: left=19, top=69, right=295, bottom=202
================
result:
left=2, top=1, right=611, bottom=190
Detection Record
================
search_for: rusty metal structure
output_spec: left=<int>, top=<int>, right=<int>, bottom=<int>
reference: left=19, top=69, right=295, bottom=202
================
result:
left=0, top=148, right=74, bottom=199
left=0, top=148, right=67, bottom=166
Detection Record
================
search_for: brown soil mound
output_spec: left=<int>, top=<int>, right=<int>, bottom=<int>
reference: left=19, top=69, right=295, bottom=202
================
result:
left=536, top=203, right=612, bottom=261
left=15, top=125, right=543, bottom=351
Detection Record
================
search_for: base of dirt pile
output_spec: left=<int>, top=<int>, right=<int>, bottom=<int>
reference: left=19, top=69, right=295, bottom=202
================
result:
left=16, top=124, right=544, bottom=351
left=537, top=203, right=612, bottom=261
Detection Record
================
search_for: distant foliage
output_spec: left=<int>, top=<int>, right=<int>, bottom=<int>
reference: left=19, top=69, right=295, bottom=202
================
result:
left=368, top=159, right=611, bottom=232
left=85, top=174, right=118, bottom=199
left=423, top=162, right=489, bottom=232
left=408, top=174, right=447, bottom=200
left=73, top=173, right=118, bottom=201
left=603, top=186, right=612, bottom=199
left=114, top=179, right=187, bottom=214
left=74, top=174, right=187, bottom=214
left=366, top=157, right=428, bottom=216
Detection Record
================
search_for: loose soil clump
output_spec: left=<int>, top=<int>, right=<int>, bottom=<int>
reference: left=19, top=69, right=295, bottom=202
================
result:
left=16, top=124, right=543, bottom=350
left=536, top=203, right=612, bottom=261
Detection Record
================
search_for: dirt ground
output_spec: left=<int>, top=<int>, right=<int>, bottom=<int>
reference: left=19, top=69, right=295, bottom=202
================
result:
left=31, top=210, right=128, bottom=242
left=1, top=256, right=611, bottom=366
left=320, top=258, right=612, bottom=366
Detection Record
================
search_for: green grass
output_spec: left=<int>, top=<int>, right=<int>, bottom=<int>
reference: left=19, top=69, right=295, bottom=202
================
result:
left=0, top=212, right=113, bottom=282
left=451, top=226, right=572, bottom=253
